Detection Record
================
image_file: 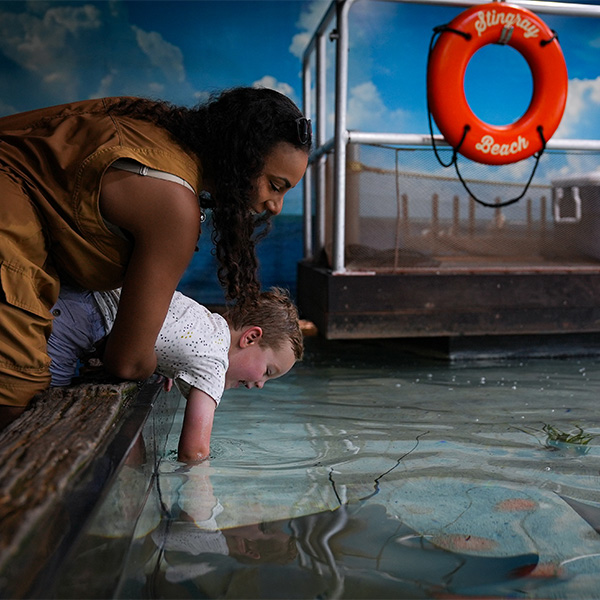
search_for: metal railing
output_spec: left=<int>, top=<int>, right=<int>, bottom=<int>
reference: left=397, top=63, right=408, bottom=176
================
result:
left=301, top=0, right=600, bottom=273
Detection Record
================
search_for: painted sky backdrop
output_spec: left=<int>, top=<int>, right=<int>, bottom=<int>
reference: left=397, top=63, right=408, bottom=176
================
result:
left=1, top=0, right=599, bottom=215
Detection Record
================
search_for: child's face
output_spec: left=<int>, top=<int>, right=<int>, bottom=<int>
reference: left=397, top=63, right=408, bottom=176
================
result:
left=226, top=338, right=295, bottom=390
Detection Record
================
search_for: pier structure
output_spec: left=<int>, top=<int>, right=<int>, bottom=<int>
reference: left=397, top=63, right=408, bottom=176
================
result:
left=297, top=0, right=600, bottom=352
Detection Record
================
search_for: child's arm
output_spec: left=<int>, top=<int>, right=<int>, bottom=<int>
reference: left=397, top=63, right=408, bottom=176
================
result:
left=178, top=387, right=217, bottom=463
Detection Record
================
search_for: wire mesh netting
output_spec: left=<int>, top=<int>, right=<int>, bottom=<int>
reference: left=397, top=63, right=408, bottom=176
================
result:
left=321, top=143, right=600, bottom=273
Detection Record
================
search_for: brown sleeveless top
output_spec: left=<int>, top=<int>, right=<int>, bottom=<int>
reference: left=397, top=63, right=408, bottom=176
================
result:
left=0, top=97, right=203, bottom=290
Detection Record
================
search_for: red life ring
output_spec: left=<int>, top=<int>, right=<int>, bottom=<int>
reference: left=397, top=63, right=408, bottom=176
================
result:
left=427, top=3, right=568, bottom=165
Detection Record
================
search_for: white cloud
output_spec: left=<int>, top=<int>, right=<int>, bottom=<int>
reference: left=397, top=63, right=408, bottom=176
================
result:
left=289, top=0, right=330, bottom=58
left=107, top=0, right=122, bottom=19
left=148, top=81, right=166, bottom=95
left=0, top=3, right=205, bottom=105
left=90, top=72, right=115, bottom=99
left=554, top=76, right=600, bottom=138
left=43, top=71, right=70, bottom=85
left=132, top=25, right=185, bottom=84
left=347, top=80, right=410, bottom=132
left=0, top=100, right=17, bottom=115
left=193, top=90, right=211, bottom=104
left=0, top=4, right=106, bottom=100
left=289, top=31, right=311, bottom=59
left=590, top=36, right=600, bottom=49
left=45, top=3, right=101, bottom=34
left=253, top=75, right=296, bottom=102
left=0, top=4, right=101, bottom=72
left=544, top=151, right=600, bottom=184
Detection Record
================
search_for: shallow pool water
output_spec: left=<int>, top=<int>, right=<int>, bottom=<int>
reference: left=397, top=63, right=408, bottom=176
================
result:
left=98, top=339, right=600, bottom=598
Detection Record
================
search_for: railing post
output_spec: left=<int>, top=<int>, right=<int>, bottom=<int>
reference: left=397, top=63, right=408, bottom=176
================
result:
left=316, top=30, right=328, bottom=259
left=302, top=58, right=313, bottom=260
left=332, top=0, right=354, bottom=273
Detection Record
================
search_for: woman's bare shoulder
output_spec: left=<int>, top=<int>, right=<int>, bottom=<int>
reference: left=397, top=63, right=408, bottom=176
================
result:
left=99, top=167, right=201, bottom=237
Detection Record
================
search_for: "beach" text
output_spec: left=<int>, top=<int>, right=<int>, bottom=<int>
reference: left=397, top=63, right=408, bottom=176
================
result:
left=474, top=134, right=530, bottom=157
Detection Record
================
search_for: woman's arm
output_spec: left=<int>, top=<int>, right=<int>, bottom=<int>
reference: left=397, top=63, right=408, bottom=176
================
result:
left=178, top=387, right=217, bottom=463
left=99, top=168, right=201, bottom=380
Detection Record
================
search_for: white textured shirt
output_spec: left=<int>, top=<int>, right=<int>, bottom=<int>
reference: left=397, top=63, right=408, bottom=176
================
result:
left=155, top=292, right=229, bottom=403
left=96, top=289, right=229, bottom=404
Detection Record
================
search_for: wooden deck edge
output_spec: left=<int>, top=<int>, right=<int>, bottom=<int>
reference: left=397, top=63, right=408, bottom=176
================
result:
left=0, top=376, right=166, bottom=598
left=297, top=262, right=600, bottom=343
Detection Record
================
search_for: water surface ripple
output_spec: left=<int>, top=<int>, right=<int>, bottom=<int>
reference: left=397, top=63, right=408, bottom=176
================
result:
left=131, top=340, right=600, bottom=598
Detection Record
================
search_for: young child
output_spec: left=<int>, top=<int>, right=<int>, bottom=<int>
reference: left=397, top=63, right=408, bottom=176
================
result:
left=47, top=286, right=303, bottom=462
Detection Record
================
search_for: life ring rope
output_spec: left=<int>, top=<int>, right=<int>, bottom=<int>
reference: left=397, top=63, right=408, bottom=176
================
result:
left=541, top=31, right=559, bottom=47
left=454, top=126, right=547, bottom=209
left=426, top=12, right=559, bottom=209
left=433, top=24, right=472, bottom=42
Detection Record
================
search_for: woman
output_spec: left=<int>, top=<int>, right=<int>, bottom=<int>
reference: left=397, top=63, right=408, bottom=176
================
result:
left=0, top=87, right=311, bottom=413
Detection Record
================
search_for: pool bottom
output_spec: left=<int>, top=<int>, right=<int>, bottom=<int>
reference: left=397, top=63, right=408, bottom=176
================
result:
left=120, top=501, right=542, bottom=599
left=103, top=459, right=600, bottom=599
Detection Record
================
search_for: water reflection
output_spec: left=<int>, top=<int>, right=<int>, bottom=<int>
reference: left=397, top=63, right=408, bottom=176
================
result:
left=115, top=340, right=600, bottom=598
left=131, top=462, right=540, bottom=599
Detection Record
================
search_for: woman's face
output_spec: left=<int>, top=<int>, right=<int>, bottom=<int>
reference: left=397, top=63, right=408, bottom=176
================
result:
left=250, top=142, right=308, bottom=216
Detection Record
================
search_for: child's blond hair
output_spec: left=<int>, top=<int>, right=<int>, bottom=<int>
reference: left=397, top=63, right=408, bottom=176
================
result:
left=224, top=288, right=303, bottom=360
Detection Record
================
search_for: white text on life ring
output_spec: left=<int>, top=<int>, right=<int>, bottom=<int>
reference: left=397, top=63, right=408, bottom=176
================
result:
left=475, top=9, right=540, bottom=39
left=475, top=134, right=530, bottom=157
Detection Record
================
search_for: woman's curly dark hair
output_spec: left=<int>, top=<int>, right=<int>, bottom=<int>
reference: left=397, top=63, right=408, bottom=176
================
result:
left=108, top=87, right=311, bottom=305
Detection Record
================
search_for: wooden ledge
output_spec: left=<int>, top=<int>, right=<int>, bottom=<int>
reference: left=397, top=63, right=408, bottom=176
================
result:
left=0, top=377, right=164, bottom=598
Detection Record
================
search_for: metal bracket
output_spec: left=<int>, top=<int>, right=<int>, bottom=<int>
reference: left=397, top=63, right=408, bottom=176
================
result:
left=498, top=25, right=514, bottom=44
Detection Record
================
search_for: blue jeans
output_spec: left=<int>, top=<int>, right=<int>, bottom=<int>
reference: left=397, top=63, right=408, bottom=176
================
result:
left=47, top=286, right=107, bottom=386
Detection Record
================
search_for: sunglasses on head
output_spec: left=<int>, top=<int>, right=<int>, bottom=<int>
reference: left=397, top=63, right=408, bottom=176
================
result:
left=294, top=117, right=312, bottom=145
